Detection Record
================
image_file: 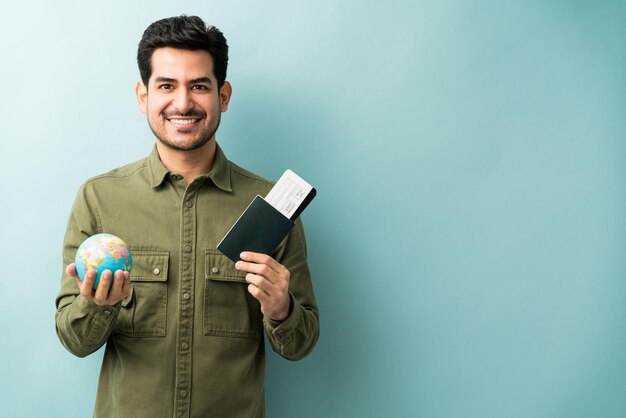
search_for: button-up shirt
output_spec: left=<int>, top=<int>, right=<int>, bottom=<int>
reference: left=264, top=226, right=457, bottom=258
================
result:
left=55, top=144, right=319, bottom=418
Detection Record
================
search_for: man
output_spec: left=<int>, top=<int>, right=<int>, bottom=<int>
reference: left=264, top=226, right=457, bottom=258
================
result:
left=55, top=15, right=319, bottom=418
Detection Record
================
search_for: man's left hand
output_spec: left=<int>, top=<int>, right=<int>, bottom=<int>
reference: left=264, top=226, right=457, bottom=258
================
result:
left=236, top=252, right=291, bottom=321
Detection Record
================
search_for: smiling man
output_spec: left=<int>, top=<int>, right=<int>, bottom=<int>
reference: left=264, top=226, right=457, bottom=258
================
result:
left=55, top=16, right=319, bottom=418
left=140, top=47, right=227, bottom=153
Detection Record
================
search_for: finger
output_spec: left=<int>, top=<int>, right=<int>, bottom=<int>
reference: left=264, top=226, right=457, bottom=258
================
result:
left=80, top=270, right=97, bottom=298
left=245, top=273, right=272, bottom=294
left=236, top=261, right=277, bottom=282
left=108, top=270, right=125, bottom=301
left=240, top=252, right=283, bottom=273
left=94, top=270, right=113, bottom=303
left=247, top=283, right=269, bottom=305
left=121, top=271, right=131, bottom=298
left=66, top=263, right=78, bottom=277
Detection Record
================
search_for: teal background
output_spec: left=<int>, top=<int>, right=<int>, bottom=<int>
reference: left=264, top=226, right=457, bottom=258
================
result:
left=1, top=1, right=625, bottom=417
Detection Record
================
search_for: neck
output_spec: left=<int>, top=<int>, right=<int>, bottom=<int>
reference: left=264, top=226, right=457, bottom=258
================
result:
left=156, top=139, right=217, bottom=184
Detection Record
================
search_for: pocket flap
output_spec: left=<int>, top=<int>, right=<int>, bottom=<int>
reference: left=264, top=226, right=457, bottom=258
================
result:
left=130, top=251, right=169, bottom=282
left=205, top=250, right=246, bottom=283
left=121, top=285, right=134, bottom=308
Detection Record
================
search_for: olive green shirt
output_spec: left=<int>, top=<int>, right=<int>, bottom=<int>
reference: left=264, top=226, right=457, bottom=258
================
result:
left=55, top=144, right=319, bottom=418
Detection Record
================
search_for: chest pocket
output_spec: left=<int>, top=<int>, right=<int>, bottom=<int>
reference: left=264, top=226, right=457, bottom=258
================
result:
left=115, top=250, right=169, bottom=338
left=203, top=250, right=262, bottom=339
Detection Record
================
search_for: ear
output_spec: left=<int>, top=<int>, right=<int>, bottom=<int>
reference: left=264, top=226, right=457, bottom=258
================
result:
left=136, top=81, right=148, bottom=114
left=219, top=81, right=232, bottom=112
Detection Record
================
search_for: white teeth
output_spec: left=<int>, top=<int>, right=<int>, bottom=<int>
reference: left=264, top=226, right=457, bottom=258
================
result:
left=170, top=119, right=198, bottom=125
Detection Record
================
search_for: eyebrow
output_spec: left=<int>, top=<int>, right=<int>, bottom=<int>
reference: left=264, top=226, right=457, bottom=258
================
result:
left=153, top=76, right=212, bottom=85
left=154, top=76, right=177, bottom=84
left=190, top=77, right=212, bottom=85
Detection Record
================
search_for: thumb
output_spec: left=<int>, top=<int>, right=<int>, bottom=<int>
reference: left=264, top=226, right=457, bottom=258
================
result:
left=66, top=263, right=78, bottom=277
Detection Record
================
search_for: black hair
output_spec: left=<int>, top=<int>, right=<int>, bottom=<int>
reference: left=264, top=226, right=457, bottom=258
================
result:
left=137, top=15, right=228, bottom=87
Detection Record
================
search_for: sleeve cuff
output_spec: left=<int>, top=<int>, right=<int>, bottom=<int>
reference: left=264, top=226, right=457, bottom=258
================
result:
left=74, top=295, right=120, bottom=320
left=264, top=293, right=302, bottom=338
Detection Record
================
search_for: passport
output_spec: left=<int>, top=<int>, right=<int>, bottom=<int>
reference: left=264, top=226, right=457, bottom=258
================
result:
left=217, top=170, right=316, bottom=262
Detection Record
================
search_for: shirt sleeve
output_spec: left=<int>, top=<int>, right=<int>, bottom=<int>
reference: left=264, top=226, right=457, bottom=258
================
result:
left=55, top=182, right=119, bottom=358
left=264, top=218, right=320, bottom=360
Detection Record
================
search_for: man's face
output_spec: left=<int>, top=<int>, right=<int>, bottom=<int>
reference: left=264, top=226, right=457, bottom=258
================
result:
left=136, top=47, right=231, bottom=151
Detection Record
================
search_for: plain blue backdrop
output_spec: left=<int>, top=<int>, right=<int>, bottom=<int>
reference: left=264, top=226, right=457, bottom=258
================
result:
left=1, top=1, right=625, bottom=417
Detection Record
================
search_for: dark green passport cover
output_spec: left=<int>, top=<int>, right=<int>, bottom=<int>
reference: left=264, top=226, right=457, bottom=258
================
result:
left=217, top=195, right=295, bottom=262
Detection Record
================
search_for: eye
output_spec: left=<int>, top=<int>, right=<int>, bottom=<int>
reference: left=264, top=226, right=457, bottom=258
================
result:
left=191, top=85, right=209, bottom=91
left=158, top=84, right=174, bottom=90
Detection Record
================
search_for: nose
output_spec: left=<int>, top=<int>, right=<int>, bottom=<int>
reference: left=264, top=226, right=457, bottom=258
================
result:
left=172, top=88, right=194, bottom=114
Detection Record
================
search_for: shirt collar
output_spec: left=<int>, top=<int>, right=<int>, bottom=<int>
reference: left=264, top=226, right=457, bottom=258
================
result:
left=147, top=143, right=233, bottom=192
left=204, top=143, right=233, bottom=192
left=148, top=145, right=169, bottom=188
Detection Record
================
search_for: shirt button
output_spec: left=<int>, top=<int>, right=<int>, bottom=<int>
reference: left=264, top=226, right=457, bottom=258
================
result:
left=181, top=342, right=189, bottom=350
left=211, top=266, right=219, bottom=274
left=184, top=245, right=192, bottom=253
left=185, top=200, right=193, bottom=208
left=182, top=292, right=191, bottom=300
left=153, top=267, right=160, bottom=275
left=179, top=390, right=188, bottom=398
left=103, top=310, right=111, bottom=316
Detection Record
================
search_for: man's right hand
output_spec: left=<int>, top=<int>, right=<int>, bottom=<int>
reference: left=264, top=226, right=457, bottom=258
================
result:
left=66, top=263, right=131, bottom=306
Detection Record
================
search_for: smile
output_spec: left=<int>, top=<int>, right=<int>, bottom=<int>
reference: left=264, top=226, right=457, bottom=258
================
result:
left=168, top=118, right=200, bottom=127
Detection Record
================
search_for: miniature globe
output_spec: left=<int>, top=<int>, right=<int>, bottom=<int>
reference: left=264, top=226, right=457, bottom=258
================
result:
left=75, top=233, right=133, bottom=289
